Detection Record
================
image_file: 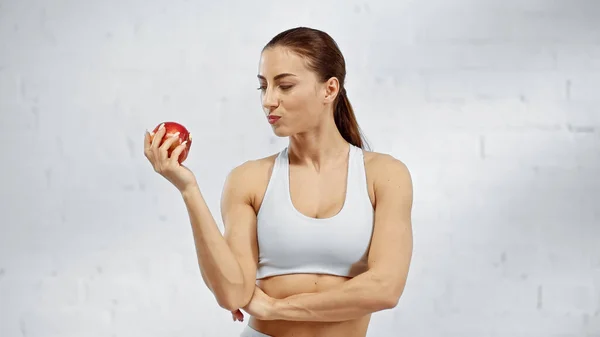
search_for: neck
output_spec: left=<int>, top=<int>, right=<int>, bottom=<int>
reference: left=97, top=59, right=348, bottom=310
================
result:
left=287, top=116, right=349, bottom=170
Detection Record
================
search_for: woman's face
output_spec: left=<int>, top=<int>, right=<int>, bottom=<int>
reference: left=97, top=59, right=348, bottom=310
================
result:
left=257, top=47, right=336, bottom=137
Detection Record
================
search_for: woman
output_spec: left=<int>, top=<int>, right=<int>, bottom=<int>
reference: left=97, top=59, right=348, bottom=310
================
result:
left=143, top=27, right=413, bottom=337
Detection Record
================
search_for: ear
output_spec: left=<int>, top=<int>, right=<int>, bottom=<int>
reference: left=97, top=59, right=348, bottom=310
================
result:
left=323, top=77, right=341, bottom=104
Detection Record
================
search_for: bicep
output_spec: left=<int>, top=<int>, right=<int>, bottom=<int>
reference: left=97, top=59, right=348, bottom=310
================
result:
left=220, top=164, right=259, bottom=300
left=367, top=156, right=414, bottom=298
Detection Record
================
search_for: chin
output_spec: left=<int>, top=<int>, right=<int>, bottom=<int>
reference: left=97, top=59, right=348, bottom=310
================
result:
left=271, top=126, right=293, bottom=137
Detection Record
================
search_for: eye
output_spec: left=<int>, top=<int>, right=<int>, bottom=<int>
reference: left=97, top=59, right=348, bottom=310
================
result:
left=257, top=85, right=266, bottom=91
left=279, top=85, right=293, bottom=91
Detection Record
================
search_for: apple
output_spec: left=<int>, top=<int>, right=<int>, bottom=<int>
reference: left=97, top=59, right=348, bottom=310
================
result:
left=151, top=121, right=192, bottom=164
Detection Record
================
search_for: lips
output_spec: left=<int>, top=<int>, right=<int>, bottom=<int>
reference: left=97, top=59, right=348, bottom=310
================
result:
left=267, top=115, right=281, bottom=124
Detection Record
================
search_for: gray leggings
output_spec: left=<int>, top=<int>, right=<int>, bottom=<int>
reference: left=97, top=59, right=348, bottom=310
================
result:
left=240, top=325, right=272, bottom=337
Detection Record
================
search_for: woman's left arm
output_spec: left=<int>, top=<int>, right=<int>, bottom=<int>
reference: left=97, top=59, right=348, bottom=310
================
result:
left=265, top=155, right=414, bottom=322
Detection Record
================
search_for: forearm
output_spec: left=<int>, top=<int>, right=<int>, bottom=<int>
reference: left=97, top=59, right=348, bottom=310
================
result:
left=272, top=271, right=397, bottom=322
left=181, top=185, right=245, bottom=310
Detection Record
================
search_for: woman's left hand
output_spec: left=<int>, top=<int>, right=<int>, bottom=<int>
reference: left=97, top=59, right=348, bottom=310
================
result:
left=231, top=309, right=244, bottom=322
left=231, top=286, right=277, bottom=322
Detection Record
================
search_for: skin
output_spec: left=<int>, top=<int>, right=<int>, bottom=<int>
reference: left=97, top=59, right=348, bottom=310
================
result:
left=143, top=46, right=413, bottom=337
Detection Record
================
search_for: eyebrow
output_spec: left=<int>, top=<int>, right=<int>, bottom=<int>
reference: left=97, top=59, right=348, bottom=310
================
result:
left=257, top=73, right=297, bottom=81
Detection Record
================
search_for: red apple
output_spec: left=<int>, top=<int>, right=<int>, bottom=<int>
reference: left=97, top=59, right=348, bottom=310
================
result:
left=151, top=121, right=192, bottom=164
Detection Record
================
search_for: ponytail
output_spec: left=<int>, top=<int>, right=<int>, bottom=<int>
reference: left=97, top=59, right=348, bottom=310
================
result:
left=334, top=88, right=370, bottom=150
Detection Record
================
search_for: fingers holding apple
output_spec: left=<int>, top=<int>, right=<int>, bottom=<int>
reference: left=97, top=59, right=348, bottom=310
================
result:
left=158, top=131, right=182, bottom=161
left=143, top=121, right=196, bottom=192
left=150, top=122, right=192, bottom=164
left=169, top=139, right=189, bottom=165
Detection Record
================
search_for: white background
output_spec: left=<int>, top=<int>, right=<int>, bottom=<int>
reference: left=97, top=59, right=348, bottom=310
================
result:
left=1, top=0, right=599, bottom=336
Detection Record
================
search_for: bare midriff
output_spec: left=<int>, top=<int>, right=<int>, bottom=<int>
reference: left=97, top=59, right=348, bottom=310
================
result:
left=249, top=274, right=371, bottom=337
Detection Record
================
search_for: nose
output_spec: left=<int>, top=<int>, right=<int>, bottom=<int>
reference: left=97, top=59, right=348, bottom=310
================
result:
left=261, top=88, right=279, bottom=112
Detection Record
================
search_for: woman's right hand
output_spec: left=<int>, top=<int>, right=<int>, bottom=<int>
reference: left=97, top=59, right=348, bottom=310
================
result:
left=143, top=123, right=198, bottom=193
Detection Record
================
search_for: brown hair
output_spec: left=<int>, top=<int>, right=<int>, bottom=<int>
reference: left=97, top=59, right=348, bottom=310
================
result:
left=263, top=27, right=370, bottom=150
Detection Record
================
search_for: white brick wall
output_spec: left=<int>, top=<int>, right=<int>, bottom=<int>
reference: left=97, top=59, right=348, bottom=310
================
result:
left=1, top=0, right=599, bottom=336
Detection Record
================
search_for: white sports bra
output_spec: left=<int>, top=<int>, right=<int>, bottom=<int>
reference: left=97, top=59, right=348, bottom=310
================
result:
left=255, top=144, right=374, bottom=279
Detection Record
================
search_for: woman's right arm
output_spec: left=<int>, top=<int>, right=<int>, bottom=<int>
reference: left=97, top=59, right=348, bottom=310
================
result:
left=180, top=162, right=258, bottom=312
left=143, top=126, right=257, bottom=311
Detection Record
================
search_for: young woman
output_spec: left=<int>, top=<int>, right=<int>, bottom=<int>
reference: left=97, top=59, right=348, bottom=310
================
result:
left=144, top=27, right=414, bottom=337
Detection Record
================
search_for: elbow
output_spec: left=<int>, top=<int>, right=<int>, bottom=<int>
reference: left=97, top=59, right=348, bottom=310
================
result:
left=214, top=283, right=253, bottom=312
left=379, top=292, right=401, bottom=310
left=376, top=279, right=406, bottom=310
left=216, top=292, right=245, bottom=312
left=216, top=294, right=239, bottom=312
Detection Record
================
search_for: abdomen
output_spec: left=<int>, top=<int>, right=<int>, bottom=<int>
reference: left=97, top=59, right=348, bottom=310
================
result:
left=249, top=274, right=371, bottom=337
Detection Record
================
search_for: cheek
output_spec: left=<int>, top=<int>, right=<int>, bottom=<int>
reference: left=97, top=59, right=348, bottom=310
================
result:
left=285, top=90, right=318, bottom=114
left=280, top=89, right=323, bottom=128
left=282, top=92, right=304, bottom=110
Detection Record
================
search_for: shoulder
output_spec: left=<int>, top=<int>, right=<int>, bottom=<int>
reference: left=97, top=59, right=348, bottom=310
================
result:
left=222, top=151, right=281, bottom=199
left=363, top=150, right=412, bottom=195
left=227, top=152, right=280, bottom=181
left=363, top=150, right=411, bottom=178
